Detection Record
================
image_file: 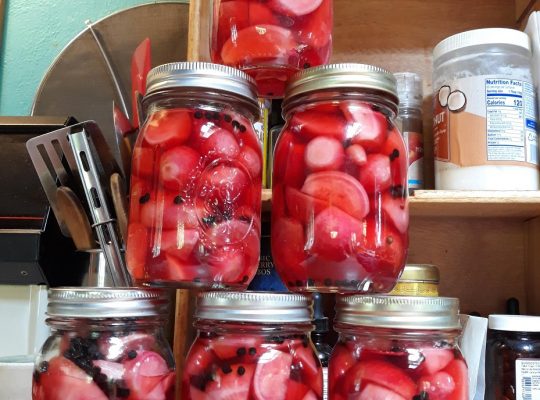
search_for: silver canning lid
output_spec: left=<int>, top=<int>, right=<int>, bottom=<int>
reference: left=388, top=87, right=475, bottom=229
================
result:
left=144, top=62, right=260, bottom=115
left=284, top=63, right=398, bottom=107
left=336, top=295, right=460, bottom=330
left=47, top=288, right=169, bottom=318
left=196, top=291, right=312, bottom=323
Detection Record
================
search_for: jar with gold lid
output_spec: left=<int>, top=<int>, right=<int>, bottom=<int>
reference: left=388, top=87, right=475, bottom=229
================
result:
left=389, top=264, right=440, bottom=296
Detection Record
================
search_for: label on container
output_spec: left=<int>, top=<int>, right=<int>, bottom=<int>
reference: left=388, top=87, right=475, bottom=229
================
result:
left=322, top=366, right=328, bottom=400
left=433, top=77, right=538, bottom=168
left=247, top=229, right=287, bottom=291
left=516, top=359, right=540, bottom=400
left=404, top=130, right=424, bottom=189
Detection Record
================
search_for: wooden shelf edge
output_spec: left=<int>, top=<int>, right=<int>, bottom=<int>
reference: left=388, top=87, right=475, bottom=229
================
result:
left=262, top=189, right=540, bottom=219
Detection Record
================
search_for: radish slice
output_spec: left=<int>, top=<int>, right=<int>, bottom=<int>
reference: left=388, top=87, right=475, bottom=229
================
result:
left=305, top=136, right=344, bottom=171
left=268, top=0, right=323, bottom=16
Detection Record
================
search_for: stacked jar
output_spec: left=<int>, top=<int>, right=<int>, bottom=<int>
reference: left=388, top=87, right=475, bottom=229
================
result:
left=32, top=288, right=175, bottom=400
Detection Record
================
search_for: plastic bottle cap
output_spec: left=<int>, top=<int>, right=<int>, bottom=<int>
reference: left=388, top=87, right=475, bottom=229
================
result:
left=433, top=28, right=531, bottom=61
left=394, top=72, right=423, bottom=109
left=488, top=314, right=540, bottom=332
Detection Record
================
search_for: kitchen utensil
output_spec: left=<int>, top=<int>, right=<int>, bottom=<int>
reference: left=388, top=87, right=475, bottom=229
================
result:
left=110, top=172, right=128, bottom=243
left=112, top=102, right=134, bottom=178
left=131, top=37, right=152, bottom=128
left=68, top=123, right=132, bottom=287
left=83, top=250, right=112, bottom=287
left=55, top=186, right=95, bottom=251
left=85, top=19, right=130, bottom=120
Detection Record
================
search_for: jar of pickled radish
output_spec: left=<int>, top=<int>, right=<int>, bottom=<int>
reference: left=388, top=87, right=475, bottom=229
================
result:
left=330, top=295, right=468, bottom=399
left=211, top=0, right=333, bottom=98
left=272, top=63, right=409, bottom=294
left=127, top=62, right=262, bottom=289
left=32, top=288, right=175, bottom=400
left=182, top=291, right=323, bottom=399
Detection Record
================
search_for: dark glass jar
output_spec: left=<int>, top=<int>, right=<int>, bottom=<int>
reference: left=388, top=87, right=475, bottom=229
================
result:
left=330, top=295, right=468, bottom=399
left=32, top=288, right=175, bottom=400
left=485, top=315, right=540, bottom=400
left=127, top=62, right=263, bottom=289
left=272, top=63, right=409, bottom=294
left=211, top=0, right=333, bottom=98
left=182, top=291, right=323, bottom=399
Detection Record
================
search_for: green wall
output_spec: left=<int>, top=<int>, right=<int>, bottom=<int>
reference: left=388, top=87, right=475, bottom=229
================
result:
left=0, top=0, right=175, bottom=115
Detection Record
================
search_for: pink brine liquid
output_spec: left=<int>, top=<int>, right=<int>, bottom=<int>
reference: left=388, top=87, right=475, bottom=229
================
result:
left=329, top=340, right=468, bottom=399
left=183, top=332, right=323, bottom=399
left=271, top=100, right=409, bottom=293
left=212, top=0, right=333, bottom=97
left=127, top=108, right=262, bottom=288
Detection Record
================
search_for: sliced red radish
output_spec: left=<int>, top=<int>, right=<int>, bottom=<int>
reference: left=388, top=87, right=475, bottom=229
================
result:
left=132, top=146, right=154, bottom=178
left=221, top=25, right=296, bottom=66
left=211, top=334, right=263, bottom=360
left=357, top=383, right=407, bottom=400
left=286, top=380, right=310, bottom=399
left=302, top=390, right=319, bottom=400
left=444, top=359, right=468, bottom=400
left=239, top=145, right=262, bottom=178
left=126, top=223, right=148, bottom=279
left=295, top=0, right=332, bottom=47
left=161, top=228, right=199, bottom=261
left=359, top=153, right=392, bottom=193
left=343, top=360, right=416, bottom=399
left=293, top=346, right=322, bottom=397
left=329, top=344, right=356, bottom=387
left=346, top=144, right=367, bottom=166
left=159, top=146, right=200, bottom=190
left=418, top=371, right=456, bottom=398
left=301, top=171, right=369, bottom=220
left=420, top=348, right=454, bottom=375
left=382, top=127, right=408, bottom=186
left=284, top=142, right=307, bottom=188
left=271, top=217, right=307, bottom=272
left=312, top=206, right=364, bottom=261
left=200, top=126, right=240, bottom=160
left=123, top=350, right=171, bottom=400
left=249, top=2, right=280, bottom=25
left=285, top=186, right=326, bottom=224
left=92, top=360, right=125, bottom=381
left=253, top=350, right=293, bottom=400
left=140, top=192, right=198, bottom=230
left=208, top=247, right=246, bottom=283
left=268, top=0, right=323, bottom=16
left=199, top=164, right=249, bottom=205
left=143, top=109, right=192, bottom=148
left=381, top=192, right=408, bottom=234
left=344, top=103, right=388, bottom=152
left=100, top=333, right=156, bottom=361
left=305, top=136, right=344, bottom=171
left=165, top=254, right=208, bottom=282
left=184, top=341, right=215, bottom=377
left=205, top=363, right=255, bottom=400
left=291, top=109, right=346, bottom=141
left=216, top=0, right=249, bottom=51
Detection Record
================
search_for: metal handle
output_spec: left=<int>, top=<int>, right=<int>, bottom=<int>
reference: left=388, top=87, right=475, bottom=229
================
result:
left=69, top=127, right=132, bottom=287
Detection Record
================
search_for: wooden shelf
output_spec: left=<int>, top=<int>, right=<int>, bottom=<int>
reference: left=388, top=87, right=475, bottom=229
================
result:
left=262, top=189, right=540, bottom=220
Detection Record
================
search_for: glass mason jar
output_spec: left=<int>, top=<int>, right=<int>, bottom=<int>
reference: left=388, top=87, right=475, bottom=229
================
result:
left=211, top=0, right=333, bottom=98
left=330, top=295, right=468, bottom=399
left=272, top=64, right=409, bottom=294
left=127, top=62, right=262, bottom=289
left=182, top=291, right=323, bottom=399
left=485, top=315, right=540, bottom=400
left=32, top=288, right=175, bottom=400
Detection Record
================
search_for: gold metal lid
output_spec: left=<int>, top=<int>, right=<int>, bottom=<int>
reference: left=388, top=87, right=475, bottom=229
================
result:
left=284, top=63, right=399, bottom=108
left=398, top=264, right=440, bottom=283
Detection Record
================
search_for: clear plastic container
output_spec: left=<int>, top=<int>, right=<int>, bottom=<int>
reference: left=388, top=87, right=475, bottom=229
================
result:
left=433, top=28, right=539, bottom=190
left=127, top=62, right=263, bottom=289
left=32, top=288, right=175, bottom=400
left=272, top=63, right=409, bottom=294
left=485, top=315, right=540, bottom=400
left=395, top=72, right=424, bottom=191
left=211, top=0, right=333, bottom=98
left=182, top=291, right=323, bottom=399
left=330, top=295, right=468, bottom=399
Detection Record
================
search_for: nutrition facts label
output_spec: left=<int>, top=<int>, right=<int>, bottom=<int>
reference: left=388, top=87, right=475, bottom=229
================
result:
left=485, top=79, right=537, bottom=164
left=516, top=359, right=540, bottom=400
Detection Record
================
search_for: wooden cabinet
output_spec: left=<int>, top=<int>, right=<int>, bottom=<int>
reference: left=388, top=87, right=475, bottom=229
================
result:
left=174, top=0, right=540, bottom=388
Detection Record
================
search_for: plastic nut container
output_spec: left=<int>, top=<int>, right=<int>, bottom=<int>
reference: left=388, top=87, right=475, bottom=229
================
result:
left=211, top=0, right=333, bottom=98
left=272, top=63, right=409, bottom=294
left=485, top=315, right=540, bottom=400
left=32, top=288, right=175, bottom=400
left=330, top=295, right=468, bottom=399
left=127, top=62, right=263, bottom=289
left=433, top=28, right=539, bottom=190
left=182, top=291, right=323, bottom=399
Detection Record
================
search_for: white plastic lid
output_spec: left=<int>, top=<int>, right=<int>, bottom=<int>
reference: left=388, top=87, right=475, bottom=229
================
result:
left=433, top=28, right=531, bottom=61
left=488, top=314, right=540, bottom=332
